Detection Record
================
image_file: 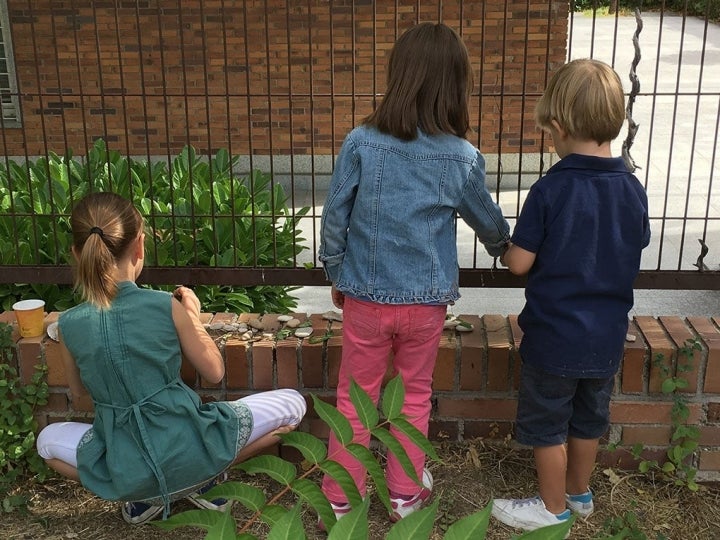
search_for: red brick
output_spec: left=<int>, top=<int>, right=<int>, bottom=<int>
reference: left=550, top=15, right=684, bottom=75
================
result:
left=698, top=426, right=720, bottom=446
left=326, top=332, right=343, bottom=389
left=40, top=391, right=69, bottom=413
left=698, top=450, right=720, bottom=471
left=301, top=341, right=324, bottom=388
left=688, top=317, right=720, bottom=394
left=43, top=340, right=66, bottom=387
left=635, top=316, right=675, bottom=394
left=610, top=401, right=702, bottom=424
left=433, top=333, right=456, bottom=391
left=621, top=320, right=647, bottom=394
left=252, top=340, right=274, bottom=390
left=437, top=398, right=517, bottom=420
left=660, top=316, right=700, bottom=393
left=508, top=314, right=523, bottom=349
left=459, top=316, right=484, bottom=391
left=428, top=419, right=460, bottom=441
left=708, top=402, right=720, bottom=423
left=484, top=315, right=512, bottom=392
left=276, top=339, right=299, bottom=388
left=210, top=312, right=238, bottom=325
left=72, top=393, right=95, bottom=413
left=597, top=447, right=667, bottom=470
left=225, top=339, right=250, bottom=389
left=463, top=420, right=513, bottom=440
left=18, top=339, right=42, bottom=384
left=621, top=425, right=671, bottom=446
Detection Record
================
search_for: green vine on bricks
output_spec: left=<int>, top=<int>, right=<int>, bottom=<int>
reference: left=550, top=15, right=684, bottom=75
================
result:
left=155, top=375, right=575, bottom=539
left=632, top=338, right=702, bottom=491
left=0, top=322, right=50, bottom=512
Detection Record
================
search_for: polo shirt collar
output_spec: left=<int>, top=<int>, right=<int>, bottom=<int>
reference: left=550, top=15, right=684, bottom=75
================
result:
left=548, top=153, right=629, bottom=174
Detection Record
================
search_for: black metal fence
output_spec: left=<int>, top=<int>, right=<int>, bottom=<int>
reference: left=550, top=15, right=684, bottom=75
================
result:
left=0, top=1, right=717, bottom=290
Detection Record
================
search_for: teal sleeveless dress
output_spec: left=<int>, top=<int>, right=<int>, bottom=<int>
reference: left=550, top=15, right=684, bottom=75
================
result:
left=59, top=282, right=253, bottom=515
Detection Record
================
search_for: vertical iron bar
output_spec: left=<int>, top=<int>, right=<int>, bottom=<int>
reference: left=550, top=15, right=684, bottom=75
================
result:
left=262, top=0, right=278, bottom=268
left=177, top=0, right=199, bottom=266
left=111, top=3, right=133, bottom=199
left=677, top=9, right=711, bottom=270
left=154, top=2, right=180, bottom=268
left=91, top=1, right=113, bottom=191
left=69, top=0, right=92, bottom=211
left=133, top=0, right=159, bottom=266
left=219, top=0, right=238, bottom=267
left=197, top=0, right=219, bottom=266
left=241, top=0, right=258, bottom=266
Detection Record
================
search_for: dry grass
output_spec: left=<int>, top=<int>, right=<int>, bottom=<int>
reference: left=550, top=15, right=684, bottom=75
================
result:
left=3, top=440, right=719, bottom=539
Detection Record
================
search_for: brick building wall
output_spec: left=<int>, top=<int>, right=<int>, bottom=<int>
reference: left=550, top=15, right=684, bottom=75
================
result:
left=3, top=309, right=720, bottom=482
left=2, top=0, right=567, bottom=158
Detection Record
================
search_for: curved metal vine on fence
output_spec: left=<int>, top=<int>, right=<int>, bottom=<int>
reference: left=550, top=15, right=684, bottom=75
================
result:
left=622, top=7, right=643, bottom=173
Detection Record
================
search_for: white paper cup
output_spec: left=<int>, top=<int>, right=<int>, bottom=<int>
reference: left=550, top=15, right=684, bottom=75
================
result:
left=12, top=299, right=46, bottom=338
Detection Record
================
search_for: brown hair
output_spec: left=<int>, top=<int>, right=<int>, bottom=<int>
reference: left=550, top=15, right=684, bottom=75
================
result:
left=70, top=192, right=143, bottom=308
left=364, top=22, right=473, bottom=140
left=535, top=58, right=626, bottom=144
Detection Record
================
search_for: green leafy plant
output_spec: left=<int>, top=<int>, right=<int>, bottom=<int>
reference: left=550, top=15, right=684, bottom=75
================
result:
left=597, top=506, right=646, bottom=539
left=0, top=322, right=50, bottom=512
left=0, top=139, right=309, bottom=313
left=633, top=338, right=702, bottom=491
left=155, top=375, right=575, bottom=539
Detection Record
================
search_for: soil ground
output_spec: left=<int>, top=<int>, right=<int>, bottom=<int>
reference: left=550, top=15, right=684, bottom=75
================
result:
left=3, top=440, right=719, bottom=540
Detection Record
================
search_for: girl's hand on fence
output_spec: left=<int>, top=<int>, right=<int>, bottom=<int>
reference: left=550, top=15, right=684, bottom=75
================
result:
left=331, top=284, right=345, bottom=309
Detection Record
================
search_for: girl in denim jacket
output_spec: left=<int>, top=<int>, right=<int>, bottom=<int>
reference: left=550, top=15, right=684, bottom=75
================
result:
left=319, top=22, right=510, bottom=525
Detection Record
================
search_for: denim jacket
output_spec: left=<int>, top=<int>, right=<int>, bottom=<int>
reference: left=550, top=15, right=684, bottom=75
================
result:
left=319, top=125, right=510, bottom=304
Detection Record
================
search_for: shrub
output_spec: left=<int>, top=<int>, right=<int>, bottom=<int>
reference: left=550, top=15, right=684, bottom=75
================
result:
left=0, top=140, right=309, bottom=313
left=155, top=376, right=575, bottom=539
left=0, top=322, right=50, bottom=512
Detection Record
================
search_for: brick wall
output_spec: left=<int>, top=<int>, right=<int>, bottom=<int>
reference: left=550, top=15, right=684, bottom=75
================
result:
left=2, top=0, right=567, bottom=157
left=3, top=309, right=720, bottom=482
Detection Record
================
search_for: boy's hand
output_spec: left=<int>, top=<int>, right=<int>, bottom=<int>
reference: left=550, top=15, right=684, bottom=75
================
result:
left=331, top=284, right=345, bottom=309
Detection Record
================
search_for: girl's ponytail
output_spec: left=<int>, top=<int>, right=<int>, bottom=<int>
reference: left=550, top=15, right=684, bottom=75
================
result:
left=70, top=192, right=143, bottom=308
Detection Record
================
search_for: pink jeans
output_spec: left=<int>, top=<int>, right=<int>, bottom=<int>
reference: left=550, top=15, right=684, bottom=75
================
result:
left=321, top=296, right=446, bottom=502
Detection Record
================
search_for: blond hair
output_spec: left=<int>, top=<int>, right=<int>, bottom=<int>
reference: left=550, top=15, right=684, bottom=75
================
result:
left=70, top=192, right=143, bottom=308
left=535, top=59, right=626, bottom=144
left=364, top=22, right=473, bottom=140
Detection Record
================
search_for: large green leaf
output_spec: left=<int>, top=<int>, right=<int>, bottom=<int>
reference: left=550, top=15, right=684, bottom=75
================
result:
left=279, top=431, right=327, bottom=464
left=443, top=501, right=492, bottom=539
left=345, top=442, right=391, bottom=512
left=327, top=497, right=370, bottom=540
left=388, top=416, right=440, bottom=462
left=317, top=460, right=363, bottom=506
left=371, top=427, right=420, bottom=484
left=349, top=379, right=379, bottom=430
left=203, top=507, right=240, bottom=540
left=235, top=454, right=297, bottom=486
left=200, top=481, right=266, bottom=512
left=312, top=395, right=353, bottom=445
left=267, top=502, right=306, bottom=540
left=152, top=508, right=223, bottom=531
left=381, top=375, right=405, bottom=420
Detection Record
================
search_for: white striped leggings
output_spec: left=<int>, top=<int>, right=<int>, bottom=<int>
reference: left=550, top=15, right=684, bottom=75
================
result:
left=37, top=388, right=307, bottom=468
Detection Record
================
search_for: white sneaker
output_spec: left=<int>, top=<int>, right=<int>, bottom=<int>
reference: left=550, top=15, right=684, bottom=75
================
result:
left=566, top=490, right=594, bottom=517
left=389, top=468, right=433, bottom=522
left=491, top=496, right=571, bottom=531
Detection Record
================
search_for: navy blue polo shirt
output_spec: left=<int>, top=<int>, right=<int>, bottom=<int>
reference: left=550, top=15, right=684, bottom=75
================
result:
left=512, top=154, right=650, bottom=377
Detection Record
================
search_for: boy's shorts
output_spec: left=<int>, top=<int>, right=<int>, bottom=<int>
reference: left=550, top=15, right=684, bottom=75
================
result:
left=515, top=362, right=615, bottom=447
